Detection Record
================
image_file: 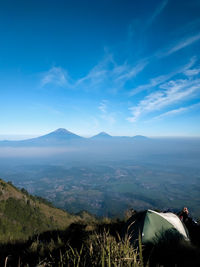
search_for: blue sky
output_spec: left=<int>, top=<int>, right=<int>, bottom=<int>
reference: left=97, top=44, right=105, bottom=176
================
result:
left=0, top=0, right=200, bottom=138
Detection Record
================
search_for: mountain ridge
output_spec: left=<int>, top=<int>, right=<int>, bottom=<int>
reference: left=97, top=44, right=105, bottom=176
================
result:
left=0, top=128, right=149, bottom=146
left=0, top=178, right=80, bottom=242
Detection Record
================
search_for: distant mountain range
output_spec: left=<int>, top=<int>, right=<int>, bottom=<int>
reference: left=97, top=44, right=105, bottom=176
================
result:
left=0, top=128, right=148, bottom=147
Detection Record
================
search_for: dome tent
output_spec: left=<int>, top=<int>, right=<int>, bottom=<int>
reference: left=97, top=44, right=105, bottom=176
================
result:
left=125, top=209, right=189, bottom=245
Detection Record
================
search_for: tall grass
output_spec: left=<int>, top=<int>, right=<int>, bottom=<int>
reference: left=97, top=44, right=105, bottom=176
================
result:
left=3, top=219, right=200, bottom=266
left=49, top=230, right=145, bottom=267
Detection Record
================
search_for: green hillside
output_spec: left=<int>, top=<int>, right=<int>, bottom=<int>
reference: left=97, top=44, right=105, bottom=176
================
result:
left=0, top=178, right=79, bottom=242
left=0, top=178, right=200, bottom=266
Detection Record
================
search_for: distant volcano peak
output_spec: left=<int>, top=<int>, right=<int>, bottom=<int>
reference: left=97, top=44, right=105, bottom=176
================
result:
left=132, top=135, right=148, bottom=140
left=25, top=128, right=83, bottom=145
left=91, top=132, right=112, bottom=139
left=45, top=128, right=82, bottom=139
left=53, top=128, right=71, bottom=134
left=98, top=132, right=111, bottom=136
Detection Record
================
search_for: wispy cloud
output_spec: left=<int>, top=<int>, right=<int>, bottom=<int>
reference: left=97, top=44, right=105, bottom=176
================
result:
left=147, top=0, right=168, bottom=26
left=74, top=54, right=148, bottom=92
left=160, top=32, right=200, bottom=57
left=41, top=67, right=70, bottom=87
left=129, top=0, right=168, bottom=37
left=41, top=54, right=147, bottom=93
left=184, top=67, right=200, bottom=76
left=127, top=78, right=200, bottom=122
left=152, top=107, right=189, bottom=120
left=130, top=56, right=197, bottom=96
left=116, top=60, right=148, bottom=82
left=98, top=100, right=116, bottom=124
left=98, top=100, right=108, bottom=113
left=151, top=102, right=200, bottom=121
left=75, top=55, right=112, bottom=88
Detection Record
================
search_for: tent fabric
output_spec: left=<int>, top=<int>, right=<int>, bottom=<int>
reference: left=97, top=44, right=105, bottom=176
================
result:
left=149, top=210, right=188, bottom=239
left=125, top=209, right=189, bottom=245
left=142, top=210, right=175, bottom=243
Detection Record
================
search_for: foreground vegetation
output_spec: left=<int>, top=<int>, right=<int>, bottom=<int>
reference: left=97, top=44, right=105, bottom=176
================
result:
left=0, top=179, right=80, bottom=242
left=0, top=178, right=200, bottom=266
left=0, top=218, right=200, bottom=267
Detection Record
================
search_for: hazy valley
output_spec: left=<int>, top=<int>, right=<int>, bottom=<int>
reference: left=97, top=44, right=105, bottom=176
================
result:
left=1, top=129, right=200, bottom=218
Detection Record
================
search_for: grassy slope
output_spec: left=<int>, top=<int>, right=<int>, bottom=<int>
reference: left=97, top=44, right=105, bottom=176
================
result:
left=0, top=178, right=79, bottom=242
left=0, top=178, right=200, bottom=266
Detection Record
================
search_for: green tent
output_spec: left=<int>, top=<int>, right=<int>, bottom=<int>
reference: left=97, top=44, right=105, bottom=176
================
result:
left=125, top=209, right=189, bottom=244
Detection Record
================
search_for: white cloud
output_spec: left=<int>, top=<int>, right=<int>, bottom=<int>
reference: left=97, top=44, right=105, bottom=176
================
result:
left=184, top=67, right=200, bottom=76
left=41, top=52, right=148, bottom=94
left=128, top=0, right=168, bottom=38
left=75, top=54, right=114, bottom=88
left=76, top=67, right=108, bottom=88
left=98, top=100, right=116, bottom=124
left=161, top=32, right=200, bottom=57
left=116, top=60, right=148, bottom=82
left=74, top=54, right=148, bottom=93
left=130, top=56, right=197, bottom=96
left=152, top=107, right=189, bottom=120
left=41, top=67, right=70, bottom=87
left=151, top=102, right=200, bottom=121
left=98, top=100, right=107, bottom=113
left=127, top=78, right=200, bottom=122
left=147, top=0, right=168, bottom=26
left=112, top=63, right=128, bottom=76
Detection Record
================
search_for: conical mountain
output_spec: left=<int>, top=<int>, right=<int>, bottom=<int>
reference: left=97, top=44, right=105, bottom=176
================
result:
left=37, top=128, right=83, bottom=141
left=91, top=132, right=112, bottom=139
left=0, top=128, right=83, bottom=147
left=132, top=135, right=148, bottom=140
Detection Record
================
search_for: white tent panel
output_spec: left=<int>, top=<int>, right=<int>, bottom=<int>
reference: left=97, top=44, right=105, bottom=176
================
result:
left=149, top=210, right=189, bottom=240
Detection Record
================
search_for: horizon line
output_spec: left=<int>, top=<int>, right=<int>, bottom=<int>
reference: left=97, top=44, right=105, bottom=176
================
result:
left=0, top=128, right=200, bottom=141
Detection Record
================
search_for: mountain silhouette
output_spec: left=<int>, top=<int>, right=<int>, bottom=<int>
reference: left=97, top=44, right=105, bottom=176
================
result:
left=91, top=132, right=112, bottom=139
left=35, top=128, right=83, bottom=142
left=0, top=129, right=149, bottom=147
left=0, top=128, right=83, bottom=147
left=132, top=135, right=148, bottom=140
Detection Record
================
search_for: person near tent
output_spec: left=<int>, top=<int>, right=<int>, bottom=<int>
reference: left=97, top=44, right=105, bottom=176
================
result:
left=178, top=206, right=200, bottom=246
left=178, top=207, right=198, bottom=227
left=179, top=207, right=190, bottom=223
left=178, top=207, right=200, bottom=244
